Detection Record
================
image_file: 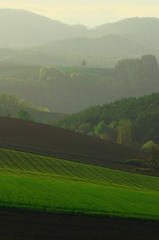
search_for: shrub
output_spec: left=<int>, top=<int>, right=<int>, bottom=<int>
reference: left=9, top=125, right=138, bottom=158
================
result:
left=134, top=168, right=157, bottom=173
left=125, top=159, right=145, bottom=167
left=17, top=110, right=34, bottom=121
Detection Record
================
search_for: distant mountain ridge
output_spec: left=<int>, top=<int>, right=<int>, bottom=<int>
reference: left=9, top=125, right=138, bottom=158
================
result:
left=0, top=9, right=88, bottom=48
left=37, top=34, right=153, bottom=57
left=1, top=9, right=159, bottom=65
left=92, top=17, right=159, bottom=49
left=0, top=9, right=159, bottom=49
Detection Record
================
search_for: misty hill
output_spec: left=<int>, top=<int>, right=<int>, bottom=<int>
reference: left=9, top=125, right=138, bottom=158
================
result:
left=0, top=48, right=118, bottom=68
left=1, top=10, right=159, bottom=66
left=92, top=17, right=159, bottom=50
left=0, top=9, right=88, bottom=48
left=1, top=9, right=159, bottom=50
left=38, top=35, right=153, bottom=57
left=0, top=55, right=159, bottom=114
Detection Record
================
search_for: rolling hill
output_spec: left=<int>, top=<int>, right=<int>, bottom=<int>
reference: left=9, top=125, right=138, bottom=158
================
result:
left=52, top=91, right=159, bottom=147
left=0, top=145, right=158, bottom=239
left=0, top=117, right=158, bottom=239
left=1, top=9, right=159, bottom=66
left=0, top=9, right=88, bottom=48
left=0, top=117, right=143, bottom=168
left=37, top=34, right=153, bottom=57
left=0, top=9, right=159, bottom=52
left=92, top=17, right=159, bottom=50
left=0, top=148, right=158, bottom=218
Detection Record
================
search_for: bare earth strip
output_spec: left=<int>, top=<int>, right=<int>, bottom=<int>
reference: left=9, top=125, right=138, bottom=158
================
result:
left=0, top=210, right=159, bottom=240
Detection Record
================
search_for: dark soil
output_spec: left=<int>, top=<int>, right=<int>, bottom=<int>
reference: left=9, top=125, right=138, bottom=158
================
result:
left=0, top=210, right=159, bottom=240
left=0, top=117, right=145, bottom=172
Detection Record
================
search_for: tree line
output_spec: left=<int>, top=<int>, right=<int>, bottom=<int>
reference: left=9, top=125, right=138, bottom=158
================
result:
left=52, top=92, right=159, bottom=148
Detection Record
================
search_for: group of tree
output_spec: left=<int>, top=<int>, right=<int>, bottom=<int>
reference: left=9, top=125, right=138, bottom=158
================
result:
left=0, top=92, right=49, bottom=119
left=0, top=92, right=49, bottom=111
left=52, top=92, right=159, bottom=149
left=141, top=141, right=159, bottom=171
left=16, top=110, right=34, bottom=121
left=6, top=109, right=34, bottom=121
left=115, top=55, right=159, bottom=92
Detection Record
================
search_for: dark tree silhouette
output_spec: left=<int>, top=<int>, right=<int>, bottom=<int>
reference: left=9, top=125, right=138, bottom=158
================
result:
left=81, top=60, right=87, bottom=67
left=17, top=110, right=34, bottom=121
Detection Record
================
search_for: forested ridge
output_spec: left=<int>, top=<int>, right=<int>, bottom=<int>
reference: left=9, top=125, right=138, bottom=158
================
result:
left=52, top=92, right=159, bottom=148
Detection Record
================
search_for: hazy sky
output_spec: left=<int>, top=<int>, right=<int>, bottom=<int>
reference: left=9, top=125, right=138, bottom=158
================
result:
left=1, top=0, right=159, bottom=27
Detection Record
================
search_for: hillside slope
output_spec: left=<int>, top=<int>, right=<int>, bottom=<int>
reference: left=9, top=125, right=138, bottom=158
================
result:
left=0, top=9, right=88, bottom=48
left=0, top=117, right=143, bottom=165
left=53, top=92, right=159, bottom=147
left=0, top=148, right=158, bottom=218
left=0, top=148, right=159, bottom=239
left=1, top=9, right=159, bottom=52
left=37, top=35, right=152, bottom=56
left=92, top=17, right=159, bottom=49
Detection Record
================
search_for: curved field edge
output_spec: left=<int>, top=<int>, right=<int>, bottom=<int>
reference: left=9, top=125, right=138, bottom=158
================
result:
left=0, top=148, right=158, bottom=192
left=0, top=148, right=159, bottom=220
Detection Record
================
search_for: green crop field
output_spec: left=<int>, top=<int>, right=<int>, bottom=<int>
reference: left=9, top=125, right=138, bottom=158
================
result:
left=0, top=148, right=159, bottom=220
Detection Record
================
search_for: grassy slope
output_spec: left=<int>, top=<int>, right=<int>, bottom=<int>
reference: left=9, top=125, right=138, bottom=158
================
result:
left=0, top=148, right=159, bottom=220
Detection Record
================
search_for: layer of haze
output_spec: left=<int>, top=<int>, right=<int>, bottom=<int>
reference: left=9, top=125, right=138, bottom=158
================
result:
left=0, top=0, right=159, bottom=27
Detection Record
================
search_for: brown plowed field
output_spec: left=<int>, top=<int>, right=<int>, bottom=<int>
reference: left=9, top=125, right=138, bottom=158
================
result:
left=0, top=117, right=144, bottom=172
left=0, top=210, right=159, bottom=240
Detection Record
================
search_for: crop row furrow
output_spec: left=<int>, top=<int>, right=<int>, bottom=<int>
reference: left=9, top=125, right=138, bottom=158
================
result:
left=14, top=152, right=38, bottom=172
left=2, top=150, right=26, bottom=167
left=57, top=161, right=87, bottom=179
left=32, top=155, right=56, bottom=174
left=0, top=152, right=21, bottom=170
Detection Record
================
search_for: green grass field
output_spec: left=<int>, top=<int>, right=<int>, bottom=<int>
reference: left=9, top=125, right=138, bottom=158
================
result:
left=0, top=148, right=159, bottom=220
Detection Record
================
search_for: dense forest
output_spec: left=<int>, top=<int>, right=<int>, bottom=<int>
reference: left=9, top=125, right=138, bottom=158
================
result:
left=0, top=55, right=158, bottom=113
left=52, top=92, right=159, bottom=148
